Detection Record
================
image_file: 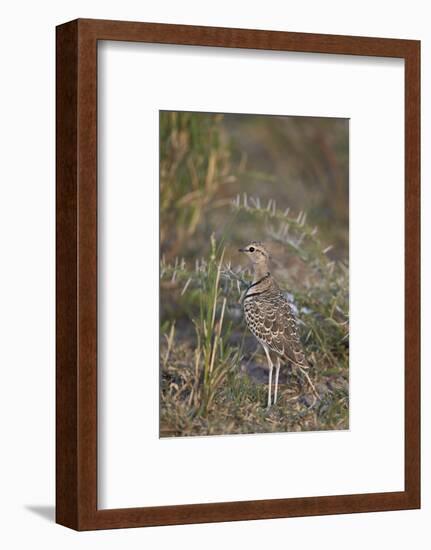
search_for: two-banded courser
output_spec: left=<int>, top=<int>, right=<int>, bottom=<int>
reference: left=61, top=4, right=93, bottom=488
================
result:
left=239, top=241, right=319, bottom=408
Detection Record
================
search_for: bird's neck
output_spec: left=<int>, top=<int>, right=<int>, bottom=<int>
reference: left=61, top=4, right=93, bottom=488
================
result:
left=253, top=262, right=270, bottom=283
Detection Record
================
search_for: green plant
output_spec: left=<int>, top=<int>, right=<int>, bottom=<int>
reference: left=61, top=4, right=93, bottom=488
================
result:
left=160, top=111, right=237, bottom=260
left=192, top=237, right=240, bottom=414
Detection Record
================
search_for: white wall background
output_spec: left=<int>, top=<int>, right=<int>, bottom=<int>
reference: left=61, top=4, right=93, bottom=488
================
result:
left=98, top=42, right=405, bottom=509
left=0, top=0, right=428, bottom=548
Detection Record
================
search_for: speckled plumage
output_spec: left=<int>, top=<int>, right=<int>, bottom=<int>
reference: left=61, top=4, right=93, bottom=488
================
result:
left=242, top=274, right=307, bottom=369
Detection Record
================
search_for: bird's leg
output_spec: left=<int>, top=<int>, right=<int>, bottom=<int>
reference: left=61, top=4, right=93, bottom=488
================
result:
left=274, top=357, right=281, bottom=405
left=262, top=345, right=273, bottom=409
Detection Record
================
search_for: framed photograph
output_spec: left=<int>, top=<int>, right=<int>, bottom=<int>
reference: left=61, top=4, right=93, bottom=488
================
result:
left=56, top=19, right=420, bottom=530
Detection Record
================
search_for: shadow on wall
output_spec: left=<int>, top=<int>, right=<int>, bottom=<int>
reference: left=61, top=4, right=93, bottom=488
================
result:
left=25, top=505, right=55, bottom=523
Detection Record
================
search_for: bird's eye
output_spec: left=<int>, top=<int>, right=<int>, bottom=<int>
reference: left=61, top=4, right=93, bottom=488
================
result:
left=249, top=246, right=255, bottom=252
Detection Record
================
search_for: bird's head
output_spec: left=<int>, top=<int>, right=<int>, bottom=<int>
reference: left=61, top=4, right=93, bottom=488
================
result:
left=238, top=241, right=270, bottom=267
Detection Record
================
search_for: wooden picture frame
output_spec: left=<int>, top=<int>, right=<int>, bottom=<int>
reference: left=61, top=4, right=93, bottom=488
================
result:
left=56, top=18, right=420, bottom=530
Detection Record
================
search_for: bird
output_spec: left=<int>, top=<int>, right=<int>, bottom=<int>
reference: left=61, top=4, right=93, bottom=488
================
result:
left=238, top=241, right=318, bottom=408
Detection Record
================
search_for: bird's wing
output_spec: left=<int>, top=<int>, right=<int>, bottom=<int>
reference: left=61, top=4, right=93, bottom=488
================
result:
left=264, top=297, right=307, bottom=367
left=244, top=290, right=308, bottom=367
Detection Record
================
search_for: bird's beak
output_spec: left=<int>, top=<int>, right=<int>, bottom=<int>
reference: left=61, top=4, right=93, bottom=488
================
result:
left=238, top=248, right=247, bottom=253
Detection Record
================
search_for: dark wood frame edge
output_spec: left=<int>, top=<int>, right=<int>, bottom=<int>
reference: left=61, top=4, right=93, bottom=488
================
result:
left=56, top=18, right=420, bottom=531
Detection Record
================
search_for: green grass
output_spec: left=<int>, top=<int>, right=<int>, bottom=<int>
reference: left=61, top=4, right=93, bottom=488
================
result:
left=160, top=217, right=349, bottom=437
left=160, top=341, right=348, bottom=437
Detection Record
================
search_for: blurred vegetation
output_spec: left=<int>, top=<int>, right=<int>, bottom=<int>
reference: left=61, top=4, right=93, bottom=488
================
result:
left=160, top=111, right=236, bottom=260
left=160, top=110, right=349, bottom=437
